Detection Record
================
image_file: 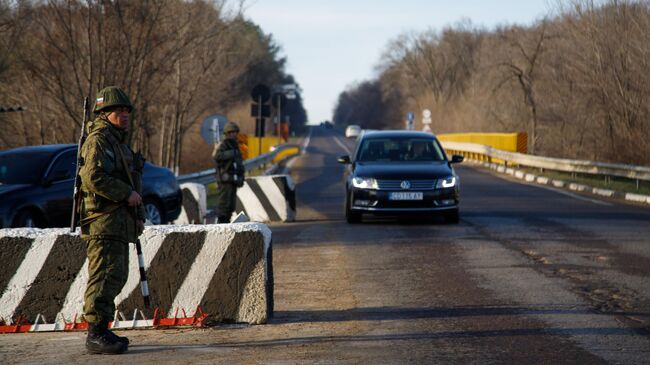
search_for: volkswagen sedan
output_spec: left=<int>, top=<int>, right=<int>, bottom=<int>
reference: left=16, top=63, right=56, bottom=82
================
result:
left=337, top=130, right=463, bottom=224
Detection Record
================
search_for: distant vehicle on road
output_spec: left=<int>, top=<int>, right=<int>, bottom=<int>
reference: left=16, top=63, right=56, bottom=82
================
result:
left=345, top=124, right=361, bottom=138
left=0, top=144, right=182, bottom=228
left=337, top=130, right=463, bottom=224
left=320, top=120, right=333, bottom=128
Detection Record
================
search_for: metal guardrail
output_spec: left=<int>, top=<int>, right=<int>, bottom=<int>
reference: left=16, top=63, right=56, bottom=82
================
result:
left=177, top=143, right=300, bottom=185
left=441, top=141, right=650, bottom=183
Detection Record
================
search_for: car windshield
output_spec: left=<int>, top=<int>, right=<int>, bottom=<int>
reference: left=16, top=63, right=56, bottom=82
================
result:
left=0, top=150, right=52, bottom=184
left=357, top=137, right=445, bottom=162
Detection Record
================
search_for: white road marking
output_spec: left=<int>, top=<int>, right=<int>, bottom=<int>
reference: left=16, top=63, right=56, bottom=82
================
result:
left=285, top=127, right=312, bottom=171
left=536, top=184, right=613, bottom=206
left=301, top=127, right=313, bottom=154
left=333, top=135, right=351, bottom=155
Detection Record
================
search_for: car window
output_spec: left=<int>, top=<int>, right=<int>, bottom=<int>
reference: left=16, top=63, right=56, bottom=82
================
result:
left=357, top=138, right=445, bottom=162
left=0, top=150, right=53, bottom=184
left=48, top=152, right=77, bottom=182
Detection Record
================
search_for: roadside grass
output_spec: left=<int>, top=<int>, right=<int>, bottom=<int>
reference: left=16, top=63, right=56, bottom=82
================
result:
left=517, top=166, right=650, bottom=195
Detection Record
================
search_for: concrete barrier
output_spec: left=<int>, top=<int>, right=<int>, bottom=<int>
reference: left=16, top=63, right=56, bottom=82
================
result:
left=0, top=223, right=272, bottom=326
left=175, top=183, right=207, bottom=224
left=236, top=175, right=296, bottom=222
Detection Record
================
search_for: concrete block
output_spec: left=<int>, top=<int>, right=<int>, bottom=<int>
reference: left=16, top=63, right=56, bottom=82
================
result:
left=175, top=183, right=207, bottom=224
left=0, top=223, right=272, bottom=325
left=625, top=193, right=650, bottom=204
left=236, top=175, right=296, bottom=222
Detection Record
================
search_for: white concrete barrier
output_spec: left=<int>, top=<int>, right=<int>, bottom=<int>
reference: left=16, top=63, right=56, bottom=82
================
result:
left=235, top=175, right=296, bottom=222
left=175, top=182, right=207, bottom=224
left=0, top=223, right=272, bottom=326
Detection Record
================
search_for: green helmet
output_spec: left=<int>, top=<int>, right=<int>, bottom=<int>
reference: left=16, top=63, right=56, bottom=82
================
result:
left=93, top=86, right=133, bottom=114
left=223, top=122, right=240, bottom=134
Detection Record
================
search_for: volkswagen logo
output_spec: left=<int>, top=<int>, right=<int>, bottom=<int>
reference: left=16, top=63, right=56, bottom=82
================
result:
left=400, top=180, right=411, bottom=190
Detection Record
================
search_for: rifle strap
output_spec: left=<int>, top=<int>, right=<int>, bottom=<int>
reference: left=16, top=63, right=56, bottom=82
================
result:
left=116, top=145, right=136, bottom=189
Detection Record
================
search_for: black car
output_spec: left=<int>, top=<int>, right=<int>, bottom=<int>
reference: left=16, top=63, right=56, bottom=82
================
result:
left=337, top=130, right=463, bottom=224
left=0, top=144, right=182, bottom=228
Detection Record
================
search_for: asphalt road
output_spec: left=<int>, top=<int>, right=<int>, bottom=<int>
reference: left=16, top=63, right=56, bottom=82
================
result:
left=2, top=126, right=650, bottom=364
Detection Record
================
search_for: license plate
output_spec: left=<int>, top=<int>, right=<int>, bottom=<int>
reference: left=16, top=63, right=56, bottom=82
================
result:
left=389, top=192, right=423, bottom=200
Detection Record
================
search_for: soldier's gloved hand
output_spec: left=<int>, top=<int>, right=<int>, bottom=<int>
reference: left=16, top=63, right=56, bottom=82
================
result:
left=127, top=190, right=143, bottom=207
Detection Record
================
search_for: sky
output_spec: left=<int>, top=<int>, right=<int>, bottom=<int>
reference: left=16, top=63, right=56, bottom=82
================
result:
left=245, top=1, right=554, bottom=124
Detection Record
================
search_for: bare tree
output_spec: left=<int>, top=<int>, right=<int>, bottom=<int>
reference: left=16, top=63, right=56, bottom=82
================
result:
left=0, top=0, right=300, bottom=174
left=492, top=22, right=551, bottom=154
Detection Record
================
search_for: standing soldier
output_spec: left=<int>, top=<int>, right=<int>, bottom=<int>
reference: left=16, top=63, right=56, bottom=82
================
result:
left=79, top=86, right=146, bottom=354
left=212, top=122, right=245, bottom=223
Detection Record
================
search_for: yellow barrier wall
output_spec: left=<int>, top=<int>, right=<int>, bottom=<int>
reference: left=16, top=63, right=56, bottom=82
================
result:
left=437, top=132, right=528, bottom=153
left=247, top=137, right=278, bottom=158
left=272, top=147, right=300, bottom=163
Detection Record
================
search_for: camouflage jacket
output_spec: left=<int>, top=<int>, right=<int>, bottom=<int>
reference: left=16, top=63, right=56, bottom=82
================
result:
left=79, top=117, right=146, bottom=242
left=212, top=138, right=244, bottom=186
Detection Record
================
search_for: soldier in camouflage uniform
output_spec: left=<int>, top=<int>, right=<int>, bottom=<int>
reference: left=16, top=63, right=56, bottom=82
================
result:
left=212, top=122, right=245, bottom=223
left=79, top=86, right=146, bottom=354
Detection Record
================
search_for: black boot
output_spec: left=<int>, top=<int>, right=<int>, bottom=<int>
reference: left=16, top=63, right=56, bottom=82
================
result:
left=86, top=321, right=128, bottom=355
left=105, top=324, right=130, bottom=345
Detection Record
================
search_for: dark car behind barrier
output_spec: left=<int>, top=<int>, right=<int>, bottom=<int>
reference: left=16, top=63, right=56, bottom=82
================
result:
left=337, top=130, right=463, bottom=224
left=0, top=144, right=182, bottom=228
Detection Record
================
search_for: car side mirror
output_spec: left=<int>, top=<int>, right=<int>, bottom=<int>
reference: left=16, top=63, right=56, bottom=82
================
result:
left=337, top=155, right=351, bottom=164
left=450, top=155, right=464, bottom=164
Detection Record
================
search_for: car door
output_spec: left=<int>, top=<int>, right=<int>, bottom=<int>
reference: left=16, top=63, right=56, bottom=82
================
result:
left=42, top=150, right=77, bottom=227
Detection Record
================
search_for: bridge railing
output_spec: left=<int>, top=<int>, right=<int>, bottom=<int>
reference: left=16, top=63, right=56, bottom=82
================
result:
left=177, top=143, right=300, bottom=185
left=441, top=141, right=650, bottom=187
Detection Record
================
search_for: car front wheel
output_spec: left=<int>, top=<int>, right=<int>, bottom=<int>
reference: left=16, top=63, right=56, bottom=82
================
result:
left=144, top=199, right=164, bottom=225
left=12, top=209, right=41, bottom=228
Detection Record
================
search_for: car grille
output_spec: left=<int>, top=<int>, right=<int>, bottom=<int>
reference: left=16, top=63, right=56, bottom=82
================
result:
left=376, top=179, right=437, bottom=190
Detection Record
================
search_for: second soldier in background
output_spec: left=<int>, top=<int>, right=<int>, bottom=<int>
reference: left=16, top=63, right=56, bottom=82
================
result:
left=212, top=122, right=245, bottom=223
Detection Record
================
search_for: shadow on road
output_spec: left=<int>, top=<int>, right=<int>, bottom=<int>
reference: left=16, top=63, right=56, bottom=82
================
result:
left=124, top=326, right=638, bottom=353
left=271, top=305, right=650, bottom=323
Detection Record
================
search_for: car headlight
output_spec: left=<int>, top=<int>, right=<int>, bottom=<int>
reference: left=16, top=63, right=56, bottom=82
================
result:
left=436, top=176, right=456, bottom=189
left=352, top=177, right=379, bottom=189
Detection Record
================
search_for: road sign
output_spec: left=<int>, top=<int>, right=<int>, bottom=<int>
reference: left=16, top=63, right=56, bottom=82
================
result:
left=407, top=112, right=414, bottom=121
left=200, top=114, right=228, bottom=145
left=251, top=103, right=271, bottom=118
left=422, top=109, right=431, bottom=118
left=251, top=84, right=270, bottom=103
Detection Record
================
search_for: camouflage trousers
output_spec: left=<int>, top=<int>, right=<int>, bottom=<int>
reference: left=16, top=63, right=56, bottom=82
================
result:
left=83, top=238, right=129, bottom=324
left=215, top=182, right=237, bottom=223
